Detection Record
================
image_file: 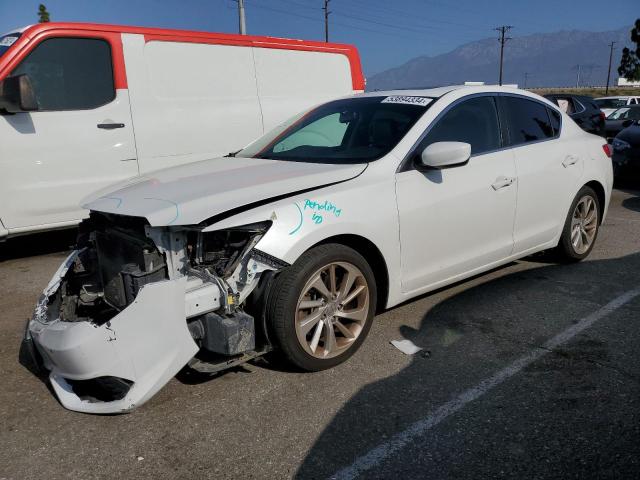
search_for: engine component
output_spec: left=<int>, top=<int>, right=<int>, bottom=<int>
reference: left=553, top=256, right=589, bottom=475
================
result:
left=95, top=229, right=167, bottom=309
left=191, top=311, right=255, bottom=355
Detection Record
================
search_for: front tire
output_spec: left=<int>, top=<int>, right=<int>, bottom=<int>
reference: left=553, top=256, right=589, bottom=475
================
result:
left=267, top=244, right=377, bottom=371
left=556, top=186, right=601, bottom=262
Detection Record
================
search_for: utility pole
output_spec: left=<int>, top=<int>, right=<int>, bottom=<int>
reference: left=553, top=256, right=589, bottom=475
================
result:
left=605, top=41, right=616, bottom=95
left=523, top=72, right=531, bottom=89
left=495, top=25, right=513, bottom=86
left=323, top=0, right=330, bottom=42
left=574, top=64, right=582, bottom=88
left=237, top=0, right=246, bottom=35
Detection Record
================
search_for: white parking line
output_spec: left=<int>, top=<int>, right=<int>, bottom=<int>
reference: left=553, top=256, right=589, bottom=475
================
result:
left=330, top=287, right=640, bottom=480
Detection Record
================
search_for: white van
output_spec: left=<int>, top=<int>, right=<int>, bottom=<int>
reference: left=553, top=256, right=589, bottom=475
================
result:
left=0, top=22, right=364, bottom=238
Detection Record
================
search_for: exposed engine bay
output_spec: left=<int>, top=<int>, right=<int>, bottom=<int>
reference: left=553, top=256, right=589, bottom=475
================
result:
left=25, top=212, right=287, bottom=413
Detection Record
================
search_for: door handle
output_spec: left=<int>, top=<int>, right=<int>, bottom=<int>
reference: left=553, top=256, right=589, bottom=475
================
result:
left=97, top=123, right=125, bottom=129
left=491, top=176, right=515, bottom=191
left=562, top=154, right=579, bottom=168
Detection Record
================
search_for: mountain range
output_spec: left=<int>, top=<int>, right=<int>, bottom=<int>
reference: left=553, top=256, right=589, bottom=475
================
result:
left=366, top=26, right=633, bottom=90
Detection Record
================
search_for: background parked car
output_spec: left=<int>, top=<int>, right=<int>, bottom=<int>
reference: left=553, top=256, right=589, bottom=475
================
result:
left=594, top=96, right=640, bottom=116
left=612, top=122, right=640, bottom=179
left=605, top=105, right=640, bottom=141
left=545, top=94, right=605, bottom=136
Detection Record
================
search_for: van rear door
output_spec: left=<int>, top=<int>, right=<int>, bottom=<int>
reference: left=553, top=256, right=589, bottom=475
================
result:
left=0, top=34, right=138, bottom=233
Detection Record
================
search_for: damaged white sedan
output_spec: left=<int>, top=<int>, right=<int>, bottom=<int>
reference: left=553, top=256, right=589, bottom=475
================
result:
left=24, top=86, right=612, bottom=413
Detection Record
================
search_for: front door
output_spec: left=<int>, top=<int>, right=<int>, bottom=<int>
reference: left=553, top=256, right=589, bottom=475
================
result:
left=0, top=35, right=138, bottom=232
left=396, top=95, right=517, bottom=294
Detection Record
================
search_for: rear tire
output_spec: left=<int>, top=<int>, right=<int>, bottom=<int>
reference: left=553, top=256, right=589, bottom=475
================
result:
left=266, top=244, right=377, bottom=371
left=555, top=186, right=600, bottom=262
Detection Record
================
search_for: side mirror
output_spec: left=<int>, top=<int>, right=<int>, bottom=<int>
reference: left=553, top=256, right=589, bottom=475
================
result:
left=622, top=119, right=633, bottom=128
left=418, top=141, right=471, bottom=169
left=0, top=74, right=38, bottom=113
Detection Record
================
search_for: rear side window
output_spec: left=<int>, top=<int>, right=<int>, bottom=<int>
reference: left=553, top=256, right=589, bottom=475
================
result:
left=502, top=96, right=555, bottom=146
left=12, top=37, right=114, bottom=111
left=547, top=107, right=561, bottom=136
left=417, top=96, right=501, bottom=156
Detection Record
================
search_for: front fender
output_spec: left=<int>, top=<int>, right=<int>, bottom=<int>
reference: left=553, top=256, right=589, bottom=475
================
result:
left=203, top=177, right=402, bottom=306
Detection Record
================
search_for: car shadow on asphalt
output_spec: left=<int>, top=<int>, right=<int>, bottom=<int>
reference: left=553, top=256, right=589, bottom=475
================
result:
left=621, top=194, right=640, bottom=213
left=0, top=228, right=77, bottom=262
left=295, top=252, right=640, bottom=479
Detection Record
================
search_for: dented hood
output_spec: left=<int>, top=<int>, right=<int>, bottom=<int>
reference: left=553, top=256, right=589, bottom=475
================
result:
left=84, top=157, right=366, bottom=226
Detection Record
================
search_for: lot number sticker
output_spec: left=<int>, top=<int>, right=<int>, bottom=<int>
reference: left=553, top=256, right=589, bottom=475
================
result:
left=381, top=96, right=432, bottom=107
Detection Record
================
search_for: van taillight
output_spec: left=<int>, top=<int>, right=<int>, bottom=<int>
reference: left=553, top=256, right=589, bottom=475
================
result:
left=602, top=144, right=612, bottom=158
left=599, top=111, right=606, bottom=122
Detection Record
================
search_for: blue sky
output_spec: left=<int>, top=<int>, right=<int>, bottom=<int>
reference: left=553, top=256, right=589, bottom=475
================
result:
left=0, top=0, right=637, bottom=75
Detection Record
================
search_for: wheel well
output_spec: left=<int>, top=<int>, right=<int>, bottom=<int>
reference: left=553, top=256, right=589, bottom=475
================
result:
left=314, top=234, right=389, bottom=313
left=585, top=180, right=606, bottom=224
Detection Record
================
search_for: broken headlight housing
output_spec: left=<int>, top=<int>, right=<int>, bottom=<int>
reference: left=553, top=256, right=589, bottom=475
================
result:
left=186, top=221, right=272, bottom=277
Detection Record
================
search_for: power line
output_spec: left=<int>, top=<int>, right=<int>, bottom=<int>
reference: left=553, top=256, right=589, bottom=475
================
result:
left=273, top=0, right=490, bottom=37
left=242, top=0, right=457, bottom=42
left=495, top=25, right=513, bottom=86
left=605, top=41, right=617, bottom=95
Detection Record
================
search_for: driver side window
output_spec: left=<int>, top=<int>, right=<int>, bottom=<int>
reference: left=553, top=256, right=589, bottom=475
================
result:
left=416, top=96, right=502, bottom=158
left=11, top=37, right=114, bottom=111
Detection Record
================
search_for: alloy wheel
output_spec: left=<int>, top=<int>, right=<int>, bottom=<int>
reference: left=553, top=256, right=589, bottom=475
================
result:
left=294, top=261, right=370, bottom=359
left=571, top=195, right=598, bottom=255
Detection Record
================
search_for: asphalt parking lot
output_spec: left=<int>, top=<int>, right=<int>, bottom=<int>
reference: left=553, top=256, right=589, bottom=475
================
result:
left=1, top=188, right=640, bottom=480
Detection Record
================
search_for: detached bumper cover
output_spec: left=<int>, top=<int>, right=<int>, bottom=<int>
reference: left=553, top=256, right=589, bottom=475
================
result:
left=28, top=273, right=200, bottom=414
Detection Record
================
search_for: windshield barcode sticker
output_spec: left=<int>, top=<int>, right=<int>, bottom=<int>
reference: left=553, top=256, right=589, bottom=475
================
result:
left=0, top=36, right=18, bottom=47
left=381, top=96, right=432, bottom=106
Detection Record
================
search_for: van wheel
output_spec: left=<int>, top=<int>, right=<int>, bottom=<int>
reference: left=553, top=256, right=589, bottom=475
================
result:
left=267, top=244, right=376, bottom=371
left=556, top=186, right=601, bottom=262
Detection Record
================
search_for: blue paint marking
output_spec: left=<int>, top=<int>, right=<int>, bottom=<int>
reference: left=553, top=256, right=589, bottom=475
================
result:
left=289, top=199, right=343, bottom=235
left=144, top=197, right=180, bottom=224
left=289, top=202, right=303, bottom=235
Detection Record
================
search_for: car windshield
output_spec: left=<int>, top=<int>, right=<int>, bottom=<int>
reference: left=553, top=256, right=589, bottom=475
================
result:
left=236, top=95, right=433, bottom=164
left=0, top=32, right=21, bottom=60
left=608, top=108, right=631, bottom=119
left=595, top=98, right=627, bottom=109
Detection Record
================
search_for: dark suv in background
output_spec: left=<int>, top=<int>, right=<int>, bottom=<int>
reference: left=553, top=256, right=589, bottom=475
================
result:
left=544, top=94, right=605, bottom=136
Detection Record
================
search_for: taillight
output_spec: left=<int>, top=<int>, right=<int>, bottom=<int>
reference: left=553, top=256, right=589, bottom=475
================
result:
left=599, top=111, right=606, bottom=122
left=602, top=144, right=612, bottom=158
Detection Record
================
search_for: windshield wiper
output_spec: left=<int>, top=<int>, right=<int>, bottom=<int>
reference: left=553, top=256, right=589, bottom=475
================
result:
left=224, top=149, right=241, bottom=158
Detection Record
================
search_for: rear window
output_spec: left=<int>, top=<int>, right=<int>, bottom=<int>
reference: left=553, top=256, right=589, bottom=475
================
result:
left=502, top=96, right=555, bottom=146
left=548, top=107, right=561, bottom=135
left=595, top=98, right=627, bottom=109
left=0, top=32, right=20, bottom=59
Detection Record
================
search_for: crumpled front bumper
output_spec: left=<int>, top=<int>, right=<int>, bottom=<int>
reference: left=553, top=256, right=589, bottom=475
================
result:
left=27, top=255, right=206, bottom=414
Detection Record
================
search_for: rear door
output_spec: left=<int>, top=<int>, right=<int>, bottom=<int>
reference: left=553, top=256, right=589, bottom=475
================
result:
left=499, top=95, right=583, bottom=253
left=0, top=35, right=138, bottom=232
